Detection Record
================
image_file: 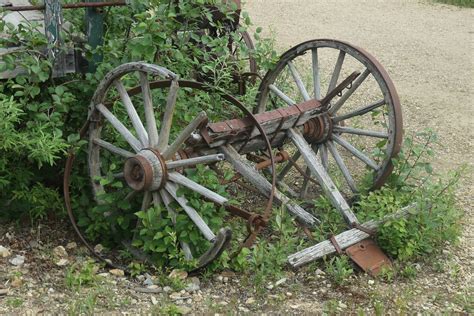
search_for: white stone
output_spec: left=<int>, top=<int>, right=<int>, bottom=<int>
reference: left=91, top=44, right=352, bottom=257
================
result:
left=53, top=246, right=68, bottom=258
left=245, top=297, right=256, bottom=305
left=151, top=296, right=158, bottom=305
left=55, top=258, right=69, bottom=266
left=9, top=255, right=25, bottom=266
left=275, top=278, right=287, bottom=286
left=109, top=269, right=125, bottom=277
left=0, top=246, right=11, bottom=258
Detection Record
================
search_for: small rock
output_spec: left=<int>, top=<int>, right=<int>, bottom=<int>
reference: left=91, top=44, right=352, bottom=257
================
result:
left=131, top=299, right=138, bottom=304
left=223, top=277, right=229, bottom=283
left=186, top=298, right=192, bottom=304
left=169, top=292, right=182, bottom=300
left=286, top=292, right=293, bottom=297
left=109, top=269, right=125, bottom=277
left=275, top=278, right=287, bottom=287
left=169, top=269, right=188, bottom=280
left=163, top=286, right=172, bottom=293
left=216, top=275, right=224, bottom=282
left=339, top=302, right=347, bottom=309
left=147, top=284, right=160, bottom=290
left=177, top=306, right=192, bottom=315
left=245, top=297, right=256, bottom=305
left=315, top=268, right=325, bottom=275
left=9, top=255, right=25, bottom=266
left=185, top=283, right=200, bottom=293
left=219, top=301, right=228, bottom=306
left=53, top=246, right=68, bottom=258
left=0, top=246, right=11, bottom=258
left=143, top=277, right=154, bottom=286
left=11, top=277, right=22, bottom=288
left=48, top=288, right=55, bottom=293
left=135, top=287, right=162, bottom=294
left=368, top=279, right=375, bottom=285
left=94, top=244, right=104, bottom=253
left=0, top=289, right=9, bottom=296
left=151, top=296, right=158, bottom=305
left=98, top=272, right=109, bottom=277
left=55, top=258, right=69, bottom=266
left=238, top=306, right=250, bottom=312
left=65, top=242, right=77, bottom=250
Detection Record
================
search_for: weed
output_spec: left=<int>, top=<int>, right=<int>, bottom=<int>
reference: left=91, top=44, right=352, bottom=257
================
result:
left=65, top=260, right=99, bottom=289
left=324, top=256, right=354, bottom=286
left=435, top=0, right=474, bottom=8
left=5, top=297, right=24, bottom=308
left=400, top=264, right=418, bottom=279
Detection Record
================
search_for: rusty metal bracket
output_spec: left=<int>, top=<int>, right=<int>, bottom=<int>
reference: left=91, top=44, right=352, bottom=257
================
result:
left=345, top=238, right=392, bottom=276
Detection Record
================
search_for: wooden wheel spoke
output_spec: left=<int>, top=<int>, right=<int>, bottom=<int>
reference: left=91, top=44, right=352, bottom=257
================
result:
left=269, top=84, right=296, bottom=106
left=332, top=135, right=378, bottom=170
left=287, top=61, right=310, bottom=101
left=320, top=143, right=329, bottom=170
left=92, top=138, right=134, bottom=158
left=162, top=111, right=208, bottom=160
left=300, top=144, right=318, bottom=198
left=312, top=48, right=321, bottom=99
left=139, top=72, right=159, bottom=147
left=96, top=103, right=143, bottom=152
left=326, top=141, right=358, bottom=193
left=332, top=99, right=386, bottom=123
left=166, top=154, right=225, bottom=170
left=333, top=126, right=388, bottom=139
left=168, top=171, right=228, bottom=205
left=157, top=80, right=180, bottom=151
left=220, top=145, right=319, bottom=226
left=164, top=182, right=216, bottom=242
left=114, top=80, right=149, bottom=146
left=329, top=68, right=371, bottom=115
left=159, top=189, right=193, bottom=260
left=327, top=51, right=346, bottom=95
left=287, top=128, right=358, bottom=225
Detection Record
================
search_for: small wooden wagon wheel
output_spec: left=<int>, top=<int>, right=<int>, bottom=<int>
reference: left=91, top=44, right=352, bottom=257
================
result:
left=256, top=39, right=403, bottom=201
left=65, top=62, right=274, bottom=271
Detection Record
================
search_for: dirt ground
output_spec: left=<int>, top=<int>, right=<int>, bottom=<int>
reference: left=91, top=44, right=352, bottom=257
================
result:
left=0, top=0, right=473, bottom=314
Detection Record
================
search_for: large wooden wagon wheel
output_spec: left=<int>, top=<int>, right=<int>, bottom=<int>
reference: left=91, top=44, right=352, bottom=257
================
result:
left=256, top=39, right=402, bottom=205
left=65, top=62, right=275, bottom=270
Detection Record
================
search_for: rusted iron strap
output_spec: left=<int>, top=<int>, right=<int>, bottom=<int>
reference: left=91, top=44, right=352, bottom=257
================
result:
left=351, top=222, right=375, bottom=235
left=329, top=234, right=343, bottom=255
left=320, top=71, right=360, bottom=109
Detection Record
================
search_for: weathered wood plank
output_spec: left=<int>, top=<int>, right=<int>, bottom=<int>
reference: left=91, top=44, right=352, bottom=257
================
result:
left=288, top=203, right=418, bottom=267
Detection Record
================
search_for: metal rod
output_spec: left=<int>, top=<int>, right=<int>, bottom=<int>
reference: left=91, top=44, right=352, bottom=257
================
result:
left=2, top=0, right=126, bottom=11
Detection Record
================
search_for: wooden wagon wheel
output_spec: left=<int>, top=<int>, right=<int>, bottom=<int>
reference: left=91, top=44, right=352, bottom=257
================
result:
left=256, top=39, right=403, bottom=202
left=66, top=62, right=274, bottom=271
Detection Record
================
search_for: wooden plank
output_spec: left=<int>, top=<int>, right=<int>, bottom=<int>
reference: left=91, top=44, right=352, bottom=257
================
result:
left=139, top=72, right=159, bottom=147
left=288, top=203, right=418, bottom=267
left=166, top=154, right=224, bottom=169
left=168, top=171, right=228, bottom=205
left=92, top=138, right=134, bottom=158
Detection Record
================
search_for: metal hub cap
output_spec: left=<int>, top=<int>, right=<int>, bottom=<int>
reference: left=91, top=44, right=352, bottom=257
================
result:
left=123, top=149, right=167, bottom=191
left=302, top=114, right=332, bottom=144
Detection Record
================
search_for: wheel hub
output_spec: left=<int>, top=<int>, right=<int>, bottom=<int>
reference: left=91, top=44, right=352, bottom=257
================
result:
left=123, top=149, right=167, bottom=191
left=302, top=114, right=332, bottom=144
